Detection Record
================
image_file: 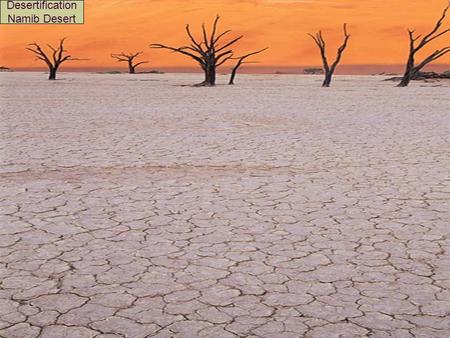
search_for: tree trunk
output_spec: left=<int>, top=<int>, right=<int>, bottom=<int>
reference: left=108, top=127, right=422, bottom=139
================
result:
left=205, top=65, right=216, bottom=86
left=48, top=67, right=57, bottom=80
left=128, top=61, right=135, bottom=74
left=200, top=64, right=216, bottom=86
left=398, top=56, right=415, bottom=87
left=229, top=67, right=237, bottom=85
left=322, top=72, right=332, bottom=87
left=398, top=73, right=412, bottom=87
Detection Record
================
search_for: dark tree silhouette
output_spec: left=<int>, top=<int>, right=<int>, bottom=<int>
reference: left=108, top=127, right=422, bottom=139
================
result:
left=304, top=68, right=324, bottom=75
left=229, top=48, right=268, bottom=85
left=111, top=52, right=149, bottom=74
left=398, top=3, right=450, bottom=87
left=150, top=16, right=243, bottom=86
left=26, top=38, right=85, bottom=80
left=308, top=24, right=350, bottom=87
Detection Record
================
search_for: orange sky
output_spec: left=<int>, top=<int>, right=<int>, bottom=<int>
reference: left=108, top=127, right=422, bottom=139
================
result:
left=1, top=0, right=450, bottom=71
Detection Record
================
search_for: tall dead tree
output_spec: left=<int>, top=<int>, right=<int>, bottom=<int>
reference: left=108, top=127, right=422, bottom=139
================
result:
left=308, top=24, right=350, bottom=87
left=398, top=3, right=450, bottom=87
left=150, top=16, right=242, bottom=86
left=111, top=52, right=149, bottom=74
left=229, top=48, right=268, bottom=85
left=26, top=38, right=84, bottom=80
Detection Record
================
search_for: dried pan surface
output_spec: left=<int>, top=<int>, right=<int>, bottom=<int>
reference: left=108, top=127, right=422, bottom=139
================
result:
left=0, top=73, right=449, bottom=338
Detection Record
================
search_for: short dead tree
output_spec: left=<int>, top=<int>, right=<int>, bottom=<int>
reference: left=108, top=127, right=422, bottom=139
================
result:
left=308, top=24, right=351, bottom=87
left=398, top=3, right=450, bottom=87
left=150, top=16, right=244, bottom=86
left=111, top=52, right=149, bottom=74
left=303, top=68, right=324, bottom=75
left=229, top=48, right=268, bottom=85
left=26, top=38, right=85, bottom=80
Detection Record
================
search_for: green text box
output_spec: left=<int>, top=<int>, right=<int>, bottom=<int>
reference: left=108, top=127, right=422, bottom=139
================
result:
left=1, top=0, right=84, bottom=24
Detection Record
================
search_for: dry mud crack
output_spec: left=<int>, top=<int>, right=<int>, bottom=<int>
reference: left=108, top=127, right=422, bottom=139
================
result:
left=0, top=73, right=449, bottom=337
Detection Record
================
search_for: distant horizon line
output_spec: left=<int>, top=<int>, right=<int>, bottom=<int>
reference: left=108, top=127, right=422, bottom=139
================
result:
left=3, top=63, right=450, bottom=75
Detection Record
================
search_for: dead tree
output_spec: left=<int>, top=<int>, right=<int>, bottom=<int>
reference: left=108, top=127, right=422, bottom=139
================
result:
left=229, top=48, right=268, bottom=85
left=398, top=3, right=450, bottom=87
left=26, top=38, right=85, bottom=80
left=150, top=16, right=242, bottom=86
left=111, top=52, right=149, bottom=74
left=304, top=68, right=324, bottom=75
left=308, top=24, right=350, bottom=87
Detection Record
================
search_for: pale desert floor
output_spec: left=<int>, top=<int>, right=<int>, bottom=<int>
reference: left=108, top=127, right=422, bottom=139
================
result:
left=0, top=72, right=449, bottom=338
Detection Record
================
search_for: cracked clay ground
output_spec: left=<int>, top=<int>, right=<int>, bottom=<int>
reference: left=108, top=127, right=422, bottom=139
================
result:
left=0, top=73, right=449, bottom=338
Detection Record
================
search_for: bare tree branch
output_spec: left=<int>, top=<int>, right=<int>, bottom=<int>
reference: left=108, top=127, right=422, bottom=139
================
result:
left=111, top=51, right=149, bottom=74
left=26, top=38, right=85, bottom=80
left=398, top=2, right=450, bottom=87
left=228, top=48, right=268, bottom=84
left=151, top=44, right=205, bottom=65
left=150, top=15, right=249, bottom=86
left=309, top=24, right=350, bottom=87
